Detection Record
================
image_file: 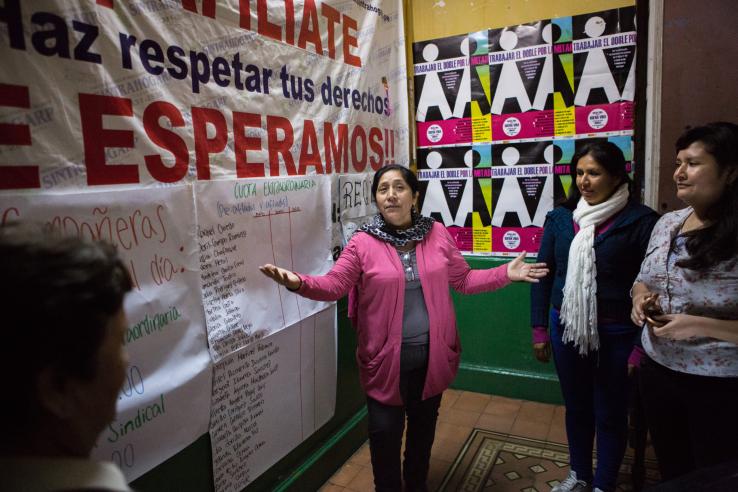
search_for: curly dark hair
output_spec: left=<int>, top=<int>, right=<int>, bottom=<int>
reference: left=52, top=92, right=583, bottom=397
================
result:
left=0, top=222, right=132, bottom=431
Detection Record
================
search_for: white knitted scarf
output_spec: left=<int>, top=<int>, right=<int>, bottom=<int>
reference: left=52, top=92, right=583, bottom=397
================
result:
left=559, top=183, right=629, bottom=354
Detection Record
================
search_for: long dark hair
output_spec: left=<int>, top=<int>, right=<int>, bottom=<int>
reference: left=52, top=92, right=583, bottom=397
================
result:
left=674, top=122, right=738, bottom=270
left=559, top=141, right=632, bottom=210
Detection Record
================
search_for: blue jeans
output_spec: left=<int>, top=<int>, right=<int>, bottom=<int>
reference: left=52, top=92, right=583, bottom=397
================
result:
left=550, top=309, right=637, bottom=492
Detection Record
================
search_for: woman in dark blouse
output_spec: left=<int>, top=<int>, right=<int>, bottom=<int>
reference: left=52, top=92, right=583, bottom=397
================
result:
left=530, top=142, right=658, bottom=492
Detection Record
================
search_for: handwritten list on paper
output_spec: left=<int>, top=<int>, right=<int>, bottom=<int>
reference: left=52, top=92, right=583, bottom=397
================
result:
left=195, top=176, right=332, bottom=362
left=194, top=176, right=336, bottom=491
left=208, top=303, right=337, bottom=492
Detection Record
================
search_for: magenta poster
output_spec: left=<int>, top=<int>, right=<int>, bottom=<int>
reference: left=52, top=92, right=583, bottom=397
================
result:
left=488, top=21, right=554, bottom=141
left=572, top=7, right=637, bottom=134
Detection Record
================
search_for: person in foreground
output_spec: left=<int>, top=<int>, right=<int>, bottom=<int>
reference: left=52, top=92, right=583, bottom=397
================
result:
left=631, top=122, right=738, bottom=481
left=0, top=223, right=133, bottom=492
left=530, top=142, right=659, bottom=492
left=260, top=164, right=548, bottom=492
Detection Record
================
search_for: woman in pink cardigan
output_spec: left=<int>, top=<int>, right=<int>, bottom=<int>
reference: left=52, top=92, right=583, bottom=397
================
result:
left=260, top=165, right=547, bottom=492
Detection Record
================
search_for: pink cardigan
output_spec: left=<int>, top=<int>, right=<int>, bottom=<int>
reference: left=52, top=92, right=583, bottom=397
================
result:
left=297, top=222, right=511, bottom=405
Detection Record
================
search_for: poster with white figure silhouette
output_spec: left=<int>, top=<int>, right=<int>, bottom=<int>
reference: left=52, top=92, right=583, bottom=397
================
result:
left=572, top=7, right=637, bottom=134
left=413, top=34, right=472, bottom=147
left=416, top=146, right=474, bottom=250
left=490, top=141, right=553, bottom=253
left=488, top=21, right=554, bottom=141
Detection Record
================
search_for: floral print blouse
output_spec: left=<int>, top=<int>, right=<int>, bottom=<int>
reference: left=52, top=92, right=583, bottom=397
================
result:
left=635, top=207, right=738, bottom=377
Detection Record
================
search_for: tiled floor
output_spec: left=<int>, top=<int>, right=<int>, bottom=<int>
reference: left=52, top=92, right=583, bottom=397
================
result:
left=320, top=389, right=651, bottom=491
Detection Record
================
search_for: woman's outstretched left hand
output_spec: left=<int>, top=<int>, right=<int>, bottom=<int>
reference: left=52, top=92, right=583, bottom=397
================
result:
left=507, top=252, right=549, bottom=283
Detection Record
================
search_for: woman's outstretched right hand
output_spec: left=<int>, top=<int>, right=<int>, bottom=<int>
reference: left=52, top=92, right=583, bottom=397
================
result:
left=259, top=264, right=302, bottom=290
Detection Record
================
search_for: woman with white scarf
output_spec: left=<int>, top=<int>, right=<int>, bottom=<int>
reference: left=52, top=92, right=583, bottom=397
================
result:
left=530, top=142, right=658, bottom=492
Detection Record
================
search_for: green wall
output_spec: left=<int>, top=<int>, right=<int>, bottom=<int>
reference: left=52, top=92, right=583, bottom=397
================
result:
left=130, top=257, right=561, bottom=492
left=452, top=257, right=562, bottom=404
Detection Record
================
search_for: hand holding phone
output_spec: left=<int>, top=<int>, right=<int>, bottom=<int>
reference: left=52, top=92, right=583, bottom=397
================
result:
left=642, top=294, right=665, bottom=328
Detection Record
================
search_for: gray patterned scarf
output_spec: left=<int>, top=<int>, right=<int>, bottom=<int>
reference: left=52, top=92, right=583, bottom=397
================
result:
left=359, top=213, right=435, bottom=247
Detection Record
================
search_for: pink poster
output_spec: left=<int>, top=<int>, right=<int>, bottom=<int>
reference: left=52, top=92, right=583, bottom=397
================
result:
left=572, top=7, right=637, bottom=134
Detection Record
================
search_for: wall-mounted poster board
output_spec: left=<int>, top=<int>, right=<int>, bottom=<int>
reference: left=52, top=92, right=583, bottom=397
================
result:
left=0, top=0, right=408, bottom=488
left=413, top=5, right=636, bottom=255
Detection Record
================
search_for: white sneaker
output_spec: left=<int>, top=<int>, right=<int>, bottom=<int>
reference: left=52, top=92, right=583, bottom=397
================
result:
left=551, top=470, right=589, bottom=492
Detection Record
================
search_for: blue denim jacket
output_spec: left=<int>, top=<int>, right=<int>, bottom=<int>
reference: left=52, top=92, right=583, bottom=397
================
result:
left=530, top=201, right=659, bottom=328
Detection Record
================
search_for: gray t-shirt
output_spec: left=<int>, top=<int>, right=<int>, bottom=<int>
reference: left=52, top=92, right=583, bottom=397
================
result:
left=397, top=248, right=430, bottom=346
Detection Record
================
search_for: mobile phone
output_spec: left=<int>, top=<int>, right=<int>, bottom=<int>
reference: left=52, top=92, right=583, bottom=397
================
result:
left=643, top=302, right=665, bottom=328
left=644, top=315, right=666, bottom=328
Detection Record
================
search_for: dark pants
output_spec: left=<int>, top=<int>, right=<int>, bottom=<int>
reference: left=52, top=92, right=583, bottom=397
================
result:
left=551, top=309, right=637, bottom=492
left=366, top=345, right=442, bottom=492
left=639, top=356, right=738, bottom=481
